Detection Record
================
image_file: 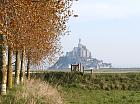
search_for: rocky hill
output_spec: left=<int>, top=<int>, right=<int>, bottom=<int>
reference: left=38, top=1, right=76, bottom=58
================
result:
left=49, top=39, right=112, bottom=70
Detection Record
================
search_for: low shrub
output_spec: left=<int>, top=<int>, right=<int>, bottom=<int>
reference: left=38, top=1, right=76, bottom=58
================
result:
left=31, top=72, right=140, bottom=91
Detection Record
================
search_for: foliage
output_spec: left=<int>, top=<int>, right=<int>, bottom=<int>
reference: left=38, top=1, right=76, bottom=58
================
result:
left=0, top=0, right=76, bottom=64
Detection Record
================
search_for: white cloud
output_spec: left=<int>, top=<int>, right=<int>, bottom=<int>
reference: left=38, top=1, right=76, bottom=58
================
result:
left=73, top=0, right=140, bottom=21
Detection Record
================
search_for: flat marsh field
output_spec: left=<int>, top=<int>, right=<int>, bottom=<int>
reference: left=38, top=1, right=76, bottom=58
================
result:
left=40, top=71, right=140, bottom=104
left=62, top=87, right=140, bottom=104
left=2, top=71, right=140, bottom=104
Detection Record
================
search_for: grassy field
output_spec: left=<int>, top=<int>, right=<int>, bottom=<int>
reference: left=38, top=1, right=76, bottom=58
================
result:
left=2, top=71, right=140, bottom=104
left=32, top=71, right=140, bottom=104
left=59, top=72, right=140, bottom=104
left=0, top=79, right=63, bottom=104
left=33, top=72, right=140, bottom=90
left=61, top=87, right=140, bottom=104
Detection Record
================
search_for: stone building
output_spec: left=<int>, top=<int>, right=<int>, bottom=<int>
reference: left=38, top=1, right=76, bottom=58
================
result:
left=66, top=39, right=91, bottom=59
left=49, top=39, right=112, bottom=70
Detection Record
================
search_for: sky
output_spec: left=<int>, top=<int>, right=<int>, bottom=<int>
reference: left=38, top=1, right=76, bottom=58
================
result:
left=60, top=0, right=140, bottom=68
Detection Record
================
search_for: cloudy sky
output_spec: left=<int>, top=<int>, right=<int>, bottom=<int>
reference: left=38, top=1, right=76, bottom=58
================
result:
left=61, top=0, right=140, bottom=68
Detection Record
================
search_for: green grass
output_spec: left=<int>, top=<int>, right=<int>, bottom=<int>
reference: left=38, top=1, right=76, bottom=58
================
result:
left=31, top=72, right=140, bottom=90
left=61, top=87, right=140, bottom=104
left=0, top=80, right=63, bottom=104
left=3, top=72, right=140, bottom=104
left=33, top=71, right=140, bottom=104
left=2, top=81, right=140, bottom=104
left=0, top=85, right=23, bottom=104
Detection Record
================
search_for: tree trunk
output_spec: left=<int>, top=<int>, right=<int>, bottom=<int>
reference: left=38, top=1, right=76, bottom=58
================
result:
left=27, top=57, right=30, bottom=80
left=7, top=47, right=13, bottom=88
left=0, top=34, right=7, bottom=95
left=14, top=50, right=20, bottom=85
left=20, top=47, right=25, bottom=83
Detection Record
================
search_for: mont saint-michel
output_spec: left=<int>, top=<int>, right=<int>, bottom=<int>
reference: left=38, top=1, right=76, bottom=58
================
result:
left=49, top=39, right=112, bottom=70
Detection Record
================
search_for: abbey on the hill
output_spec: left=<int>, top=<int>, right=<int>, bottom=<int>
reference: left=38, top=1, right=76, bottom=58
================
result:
left=49, top=39, right=112, bottom=70
left=66, top=39, right=91, bottom=60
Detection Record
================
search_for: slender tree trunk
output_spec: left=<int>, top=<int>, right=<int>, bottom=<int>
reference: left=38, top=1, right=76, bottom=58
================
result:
left=14, top=50, right=20, bottom=85
left=7, top=47, right=13, bottom=88
left=20, top=47, right=25, bottom=83
left=27, top=57, right=30, bottom=80
left=0, top=34, right=7, bottom=95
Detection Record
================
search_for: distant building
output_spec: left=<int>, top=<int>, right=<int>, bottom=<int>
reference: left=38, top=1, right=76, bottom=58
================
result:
left=66, top=38, right=91, bottom=59
left=49, top=39, right=112, bottom=70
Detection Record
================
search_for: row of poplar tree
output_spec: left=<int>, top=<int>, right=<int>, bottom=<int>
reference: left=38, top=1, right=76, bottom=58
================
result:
left=0, top=0, right=76, bottom=95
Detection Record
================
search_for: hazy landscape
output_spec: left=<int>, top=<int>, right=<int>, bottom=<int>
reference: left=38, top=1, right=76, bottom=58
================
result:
left=0, top=0, right=140, bottom=104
